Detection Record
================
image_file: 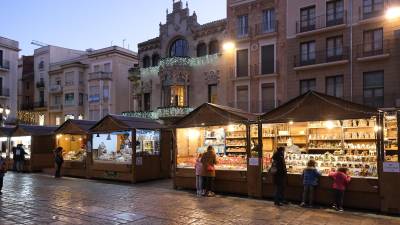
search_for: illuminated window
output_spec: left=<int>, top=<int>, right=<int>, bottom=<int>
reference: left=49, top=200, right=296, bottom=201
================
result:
left=65, top=114, right=75, bottom=121
left=39, top=114, right=45, bottom=126
left=56, top=117, right=61, bottom=126
left=164, top=86, right=186, bottom=107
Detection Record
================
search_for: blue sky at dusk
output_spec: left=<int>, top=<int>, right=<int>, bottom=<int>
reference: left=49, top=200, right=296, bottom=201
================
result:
left=1, top=0, right=226, bottom=55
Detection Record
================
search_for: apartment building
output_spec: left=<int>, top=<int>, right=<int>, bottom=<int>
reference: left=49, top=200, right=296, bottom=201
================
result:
left=128, top=1, right=228, bottom=120
left=226, top=0, right=286, bottom=112
left=18, top=56, right=35, bottom=111
left=33, top=45, right=85, bottom=125
left=0, top=36, right=19, bottom=121
left=285, top=0, right=400, bottom=108
left=48, top=46, right=138, bottom=125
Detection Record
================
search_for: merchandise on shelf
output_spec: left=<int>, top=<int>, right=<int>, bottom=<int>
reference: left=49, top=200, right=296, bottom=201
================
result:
left=176, top=155, right=247, bottom=171
left=64, top=149, right=86, bottom=161
left=93, top=132, right=133, bottom=163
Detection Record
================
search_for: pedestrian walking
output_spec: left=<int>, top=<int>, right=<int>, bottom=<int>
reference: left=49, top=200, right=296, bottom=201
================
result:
left=271, top=147, right=287, bottom=206
left=15, top=144, right=28, bottom=172
left=300, top=159, right=321, bottom=208
left=0, top=155, right=7, bottom=195
left=54, top=147, right=64, bottom=178
left=195, top=153, right=204, bottom=196
left=201, top=145, right=217, bottom=197
left=329, top=167, right=351, bottom=212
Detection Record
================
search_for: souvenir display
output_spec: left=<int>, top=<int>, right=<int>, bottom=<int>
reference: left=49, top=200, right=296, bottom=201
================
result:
left=57, top=134, right=87, bottom=161
left=384, top=112, right=398, bottom=162
left=136, top=129, right=161, bottom=156
left=93, top=132, right=133, bottom=163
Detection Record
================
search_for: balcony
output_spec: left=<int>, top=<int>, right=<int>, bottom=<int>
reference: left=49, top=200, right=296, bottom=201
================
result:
left=88, top=95, right=100, bottom=103
left=122, top=106, right=194, bottom=120
left=359, top=1, right=387, bottom=21
left=20, top=103, right=34, bottom=110
left=88, top=71, right=112, bottom=81
left=0, top=88, right=10, bottom=98
left=356, top=40, right=391, bottom=61
left=0, top=60, right=10, bottom=71
left=49, top=85, right=63, bottom=94
left=293, top=47, right=349, bottom=70
left=255, top=21, right=277, bottom=36
left=34, top=101, right=47, bottom=108
left=296, top=12, right=347, bottom=36
left=128, top=67, right=141, bottom=82
left=36, top=81, right=45, bottom=89
left=49, top=104, right=63, bottom=111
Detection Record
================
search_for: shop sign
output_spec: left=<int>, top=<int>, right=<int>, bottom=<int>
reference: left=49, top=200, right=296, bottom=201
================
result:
left=383, top=162, right=400, bottom=173
left=136, top=157, right=143, bottom=166
left=249, top=157, right=259, bottom=166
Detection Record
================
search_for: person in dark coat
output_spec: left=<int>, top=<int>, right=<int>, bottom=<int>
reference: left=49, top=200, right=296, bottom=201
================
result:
left=201, top=146, right=217, bottom=197
left=15, top=144, right=28, bottom=172
left=54, top=147, right=64, bottom=178
left=272, top=147, right=287, bottom=206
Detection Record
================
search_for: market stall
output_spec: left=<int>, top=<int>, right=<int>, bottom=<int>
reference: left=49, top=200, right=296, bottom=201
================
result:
left=174, top=103, right=258, bottom=196
left=258, top=91, right=382, bottom=210
left=88, top=114, right=170, bottom=183
left=0, top=126, right=15, bottom=170
left=11, top=125, right=57, bottom=172
left=54, top=119, right=97, bottom=178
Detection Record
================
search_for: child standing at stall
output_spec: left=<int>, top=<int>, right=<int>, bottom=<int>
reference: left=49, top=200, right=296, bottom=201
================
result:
left=329, top=167, right=351, bottom=212
left=195, top=153, right=204, bottom=196
left=300, top=159, right=321, bottom=208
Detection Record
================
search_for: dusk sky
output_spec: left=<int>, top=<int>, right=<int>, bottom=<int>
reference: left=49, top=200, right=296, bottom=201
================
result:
left=1, top=0, right=226, bottom=56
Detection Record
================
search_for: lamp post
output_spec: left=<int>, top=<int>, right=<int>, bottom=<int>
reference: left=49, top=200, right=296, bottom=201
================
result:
left=0, top=105, right=10, bottom=127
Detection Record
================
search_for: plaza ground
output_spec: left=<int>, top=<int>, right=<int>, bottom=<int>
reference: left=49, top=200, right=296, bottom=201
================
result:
left=0, top=173, right=399, bottom=225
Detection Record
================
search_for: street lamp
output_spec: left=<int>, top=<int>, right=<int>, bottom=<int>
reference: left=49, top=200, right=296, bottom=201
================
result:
left=222, top=41, right=236, bottom=52
left=0, top=105, right=10, bottom=127
left=385, top=7, right=400, bottom=20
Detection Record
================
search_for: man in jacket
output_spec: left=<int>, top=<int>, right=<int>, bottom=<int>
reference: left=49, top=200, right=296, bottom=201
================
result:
left=272, top=147, right=287, bottom=206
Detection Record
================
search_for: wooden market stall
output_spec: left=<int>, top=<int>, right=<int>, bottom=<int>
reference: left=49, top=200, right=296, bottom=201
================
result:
left=88, top=114, right=171, bottom=183
left=173, top=103, right=258, bottom=196
left=11, top=125, right=57, bottom=172
left=258, top=91, right=383, bottom=210
left=54, top=119, right=97, bottom=178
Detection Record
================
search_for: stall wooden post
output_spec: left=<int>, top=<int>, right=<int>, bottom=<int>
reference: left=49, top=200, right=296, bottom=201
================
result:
left=247, top=123, right=262, bottom=198
left=172, top=129, right=178, bottom=189
left=131, top=129, right=137, bottom=183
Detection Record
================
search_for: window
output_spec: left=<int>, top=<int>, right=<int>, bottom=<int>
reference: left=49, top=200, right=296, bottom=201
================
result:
left=208, top=84, right=218, bottom=104
left=363, top=28, right=383, bottom=56
left=208, top=40, right=219, bottom=55
left=39, top=90, right=45, bottom=104
left=363, top=71, right=384, bottom=107
left=102, top=108, right=109, bottom=117
left=65, top=114, right=75, bottom=121
left=79, top=93, right=84, bottom=105
left=363, top=0, right=384, bottom=19
left=104, top=63, right=111, bottom=72
left=89, top=86, right=100, bottom=103
left=65, top=72, right=74, bottom=86
left=94, top=65, right=100, bottom=72
left=237, top=14, right=249, bottom=37
left=65, top=93, right=75, bottom=105
left=300, top=6, right=316, bottom=32
left=327, top=36, right=343, bottom=60
left=103, top=86, right=109, bottom=100
left=142, top=56, right=150, bottom=68
left=56, top=80, right=61, bottom=85
left=197, top=43, right=207, bottom=57
left=169, top=39, right=189, bottom=57
left=169, top=86, right=185, bottom=107
left=261, top=44, right=275, bottom=74
left=144, top=93, right=151, bottom=111
left=25, top=96, right=30, bottom=105
left=38, top=61, right=45, bottom=70
left=300, top=41, right=316, bottom=65
left=0, top=50, right=2, bottom=67
left=262, top=8, right=276, bottom=33
left=89, top=110, right=100, bottom=121
left=236, top=85, right=249, bottom=111
left=25, top=82, right=30, bottom=90
left=327, top=0, right=344, bottom=26
left=54, top=95, right=61, bottom=105
left=300, top=79, right=316, bottom=94
left=236, top=49, right=249, bottom=77
left=326, top=75, right=344, bottom=98
left=55, top=117, right=61, bottom=126
left=152, top=54, right=160, bottom=66
left=261, top=83, right=275, bottom=112
left=79, top=72, right=84, bottom=85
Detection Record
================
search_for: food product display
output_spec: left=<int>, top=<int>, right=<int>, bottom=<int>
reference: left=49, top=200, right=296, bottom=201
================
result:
left=176, top=155, right=247, bottom=170
left=64, top=149, right=86, bottom=161
left=97, top=142, right=133, bottom=163
left=93, top=132, right=133, bottom=164
left=384, top=112, right=398, bottom=162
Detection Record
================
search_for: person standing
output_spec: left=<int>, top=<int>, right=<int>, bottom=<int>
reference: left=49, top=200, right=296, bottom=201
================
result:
left=201, top=146, right=217, bottom=197
left=15, top=144, right=27, bottom=172
left=54, top=147, right=64, bottom=178
left=272, top=147, right=287, bottom=206
left=300, top=159, right=321, bottom=208
left=329, top=167, right=351, bottom=212
left=0, top=155, right=7, bottom=195
left=12, top=146, right=17, bottom=171
left=195, top=153, right=204, bottom=196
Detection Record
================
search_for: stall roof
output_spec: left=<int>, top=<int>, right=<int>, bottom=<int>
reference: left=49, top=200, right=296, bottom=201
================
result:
left=55, top=119, right=97, bottom=134
left=174, top=103, right=258, bottom=128
left=260, top=91, right=378, bottom=123
left=90, top=114, right=163, bottom=133
left=12, top=125, right=57, bottom=137
left=0, top=126, right=15, bottom=137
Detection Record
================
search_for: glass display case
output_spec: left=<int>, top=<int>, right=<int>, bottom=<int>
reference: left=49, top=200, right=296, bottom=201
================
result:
left=93, top=131, right=132, bottom=164
left=384, top=112, right=398, bottom=162
left=11, top=136, right=32, bottom=159
left=136, top=129, right=160, bottom=156
left=176, top=124, right=248, bottom=171
left=57, top=134, right=87, bottom=161
left=261, top=118, right=379, bottom=178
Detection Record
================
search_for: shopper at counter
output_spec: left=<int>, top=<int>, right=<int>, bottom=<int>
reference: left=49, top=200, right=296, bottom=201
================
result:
left=15, top=144, right=28, bottom=172
left=329, top=168, right=351, bottom=212
left=300, top=159, right=321, bottom=208
left=54, top=147, right=64, bottom=178
left=201, top=146, right=217, bottom=197
left=195, top=153, right=204, bottom=196
left=0, top=156, right=6, bottom=195
left=272, top=147, right=287, bottom=206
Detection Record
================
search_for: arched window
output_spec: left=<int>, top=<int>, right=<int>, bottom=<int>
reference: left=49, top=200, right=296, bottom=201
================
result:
left=152, top=54, right=160, bottom=66
left=196, top=43, right=207, bottom=57
left=169, top=38, right=189, bottom=57
left=142, top=56, right=150, bottom=68
left=209, top=40, right=220, bottom=55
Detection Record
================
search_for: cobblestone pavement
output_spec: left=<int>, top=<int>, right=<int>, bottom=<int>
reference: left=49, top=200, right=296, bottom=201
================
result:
left=0, top=173, right=399, bottom=225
